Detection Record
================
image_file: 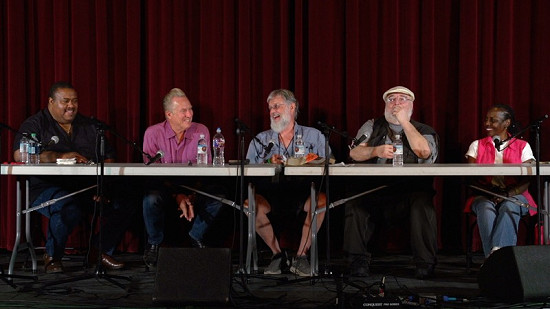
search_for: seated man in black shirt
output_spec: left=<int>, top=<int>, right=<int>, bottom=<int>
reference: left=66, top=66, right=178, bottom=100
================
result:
left=13, top=81, right=136, bottom=273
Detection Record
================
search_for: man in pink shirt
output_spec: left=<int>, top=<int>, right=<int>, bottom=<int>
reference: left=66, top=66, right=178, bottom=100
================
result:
left=142, top=88, right=224, bottom=268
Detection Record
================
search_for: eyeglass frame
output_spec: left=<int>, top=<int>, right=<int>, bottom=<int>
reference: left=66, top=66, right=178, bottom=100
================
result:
left=267, top=103, right=288, bottom=111
left=385, top=95, right=413, bottom=104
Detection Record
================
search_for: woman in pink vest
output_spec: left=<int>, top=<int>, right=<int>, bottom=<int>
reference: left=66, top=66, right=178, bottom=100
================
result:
left=465, top=104, right=536, bottom=258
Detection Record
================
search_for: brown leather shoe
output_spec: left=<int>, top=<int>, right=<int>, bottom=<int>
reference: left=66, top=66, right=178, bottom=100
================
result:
left=88, top=249, right=125, bottom=270
left=43, top=253, right=64, bottom=274
left=99, top=253, right=125, bottom=270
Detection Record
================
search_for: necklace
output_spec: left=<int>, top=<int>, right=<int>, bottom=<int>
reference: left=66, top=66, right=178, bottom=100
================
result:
left=278, top=133, right=295, bottom=158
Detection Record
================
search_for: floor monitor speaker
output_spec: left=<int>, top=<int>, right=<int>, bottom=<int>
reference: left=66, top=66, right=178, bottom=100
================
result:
left=153, top=247, right=232, bottom=305
left=478, top=245, right=550, bottom=302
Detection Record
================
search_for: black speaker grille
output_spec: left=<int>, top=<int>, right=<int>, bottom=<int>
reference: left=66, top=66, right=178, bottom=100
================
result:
left=153, top=248, right=232, bottom=304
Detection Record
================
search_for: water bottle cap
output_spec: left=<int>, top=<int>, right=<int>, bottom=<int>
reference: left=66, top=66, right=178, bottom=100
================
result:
left=395, top=134, right=400, bottom=139
left=200, top=134, right=205, bottom=138
left=216, top=128, right=221, bottom=133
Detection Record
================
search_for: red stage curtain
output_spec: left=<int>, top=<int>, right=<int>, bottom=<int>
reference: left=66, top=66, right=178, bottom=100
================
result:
left=1, top=0, right=549, bottom=251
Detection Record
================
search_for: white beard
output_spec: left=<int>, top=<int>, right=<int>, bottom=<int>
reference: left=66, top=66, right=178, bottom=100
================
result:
left=270, top=112, right=292, bottom=133
left=384, top=107, right=413, bottom=125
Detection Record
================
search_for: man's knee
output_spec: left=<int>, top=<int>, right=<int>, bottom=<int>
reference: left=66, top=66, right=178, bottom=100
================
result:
left=143, top=191, right=164, bottom=208
left=498, top=201, right=522, bottom=215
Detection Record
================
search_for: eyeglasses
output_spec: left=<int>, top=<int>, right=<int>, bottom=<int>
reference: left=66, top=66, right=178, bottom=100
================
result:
left=385, top=96, right=412, bottom=104
left=268, top=103, right=286, bottom=111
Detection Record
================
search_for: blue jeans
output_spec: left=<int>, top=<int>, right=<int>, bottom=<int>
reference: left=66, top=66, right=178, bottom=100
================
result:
left=143, top=184, right=224, bottom=246
left=471, top=194, right=529, bottom=257
left=35, top=186, right=136, bottom=259
left=36, top=187, right=84, bottom=259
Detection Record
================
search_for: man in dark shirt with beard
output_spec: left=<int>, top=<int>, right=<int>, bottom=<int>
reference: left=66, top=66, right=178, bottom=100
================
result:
left=344, top=86, right=439, bottom=279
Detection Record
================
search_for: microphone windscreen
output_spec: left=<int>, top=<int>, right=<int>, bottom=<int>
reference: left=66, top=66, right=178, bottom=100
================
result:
left=265, top=140, right=275, bottom=153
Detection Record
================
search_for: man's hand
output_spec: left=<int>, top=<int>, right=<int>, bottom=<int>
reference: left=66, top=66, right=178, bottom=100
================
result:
left=176, top=193, right=195, bottom=221
left=374, top=144, right=395, bottom=159
left=392, top=104, right=410, bottom=125
left=269, top=154, right=286, bottom=164
left=59, top=151, right=89, bottom=163
left=40, top=150, right=90, bottom=163
left=350, top=143, right=394, bottom=161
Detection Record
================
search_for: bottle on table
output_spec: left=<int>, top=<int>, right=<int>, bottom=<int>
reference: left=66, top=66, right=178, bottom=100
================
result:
left=294, top=134, right=305, bottom=158
left=196, top=133, right=208, bottom=165
left=212, top=128, right=225, bottom=166
left=393, top=134, right=403, bottom=167
left=19, top=133, right=30, bottom=164
left=29, top=133, right=41, bottom=164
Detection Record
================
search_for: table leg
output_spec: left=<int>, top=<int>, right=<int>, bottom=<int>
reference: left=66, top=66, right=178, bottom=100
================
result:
left=246, top=183, right=258, bottom=274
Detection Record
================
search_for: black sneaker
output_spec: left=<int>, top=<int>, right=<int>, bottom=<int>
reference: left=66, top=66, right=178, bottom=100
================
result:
left=143, top=244, right=159, bottom=268
left=264, top=251, right=289, bottom=275
left=290, top=256, right=311, bottom=277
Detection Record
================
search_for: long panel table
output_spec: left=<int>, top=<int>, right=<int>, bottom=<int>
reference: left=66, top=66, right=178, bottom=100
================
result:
left=1, top=163, right=278, bottom=277
left=285, top=163, right=550, bottom=275
left=1, top=163, right=279, bottom=176
left=2, top=163, right=549, bottom=278
left=284, top=163, right=550, bottom=176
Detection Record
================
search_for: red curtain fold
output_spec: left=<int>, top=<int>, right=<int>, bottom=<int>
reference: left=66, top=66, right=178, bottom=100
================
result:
left=1, top=0, right=549, bottom=251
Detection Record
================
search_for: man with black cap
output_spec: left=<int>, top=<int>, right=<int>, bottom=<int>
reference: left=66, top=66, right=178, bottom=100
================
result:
left=343, top=86, right=439, bottom=279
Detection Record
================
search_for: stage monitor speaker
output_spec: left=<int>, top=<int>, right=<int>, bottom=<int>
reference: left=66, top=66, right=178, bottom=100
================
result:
left=152, top=247, right=232, bottom=305
left=478, top=245, right=550, bottom=302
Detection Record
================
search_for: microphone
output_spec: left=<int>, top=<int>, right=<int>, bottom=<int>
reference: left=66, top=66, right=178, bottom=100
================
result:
left=43, top=136, right=59, bottom=147
left=317, top=121, right=335, bottom=130
left=264, top=140, right=275, bottom=153
left=349, top=133, right=369, bottom=149
left=146, top=150, right=164, bottom=165
left=493, top=135, right=502, bottom=152
left=89, top=116, right=111, bottom=129
left=234, top=118, right=250, bottom=133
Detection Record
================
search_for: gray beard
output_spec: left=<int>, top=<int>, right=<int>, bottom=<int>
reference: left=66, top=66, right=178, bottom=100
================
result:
left=384, top=110, right=399, bottom=124
left=270, top=114, right=291, bottom=133
left=384, top=108, right=413, bottom=125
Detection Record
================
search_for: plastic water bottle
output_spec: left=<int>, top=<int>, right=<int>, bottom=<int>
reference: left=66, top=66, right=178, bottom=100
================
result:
left=196, top=133, right=208, bottom=165
left=393, top=134, right=403, bottom=167
left=29, top=133, right=41, bottom=164
left=294, top=134, right=305, bottom=158
left=19, top=133, right=30, bottom=164
left=212, top=128, right=225, bottom=166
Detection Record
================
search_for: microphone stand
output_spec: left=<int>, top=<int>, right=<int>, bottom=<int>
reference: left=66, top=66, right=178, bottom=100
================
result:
left=235, top=122, right=248, bottom=276
left=500, top=115, right=549, bottom=244
left=278, top=122, right=351, bottom=287
left=89, top=117, right=151, bottom=163
left=317, top=121, right=351, bottom=273
left=41, top=122, right=131, bottom=291
left=532, top=115, right=548, bottom=244
left=233, top=120, right=286, bottom=283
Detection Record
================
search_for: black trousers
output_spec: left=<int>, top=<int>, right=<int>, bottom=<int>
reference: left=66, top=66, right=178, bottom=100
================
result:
left=342, top=179, right=438, bottom=266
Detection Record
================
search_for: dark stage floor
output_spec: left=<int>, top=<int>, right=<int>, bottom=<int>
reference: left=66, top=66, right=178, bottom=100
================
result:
left=0, top=248, right=549, bottom=308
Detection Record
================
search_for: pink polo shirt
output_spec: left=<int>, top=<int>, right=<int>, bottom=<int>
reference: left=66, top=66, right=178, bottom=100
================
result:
left=143, top=120, right=211, bottom=164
